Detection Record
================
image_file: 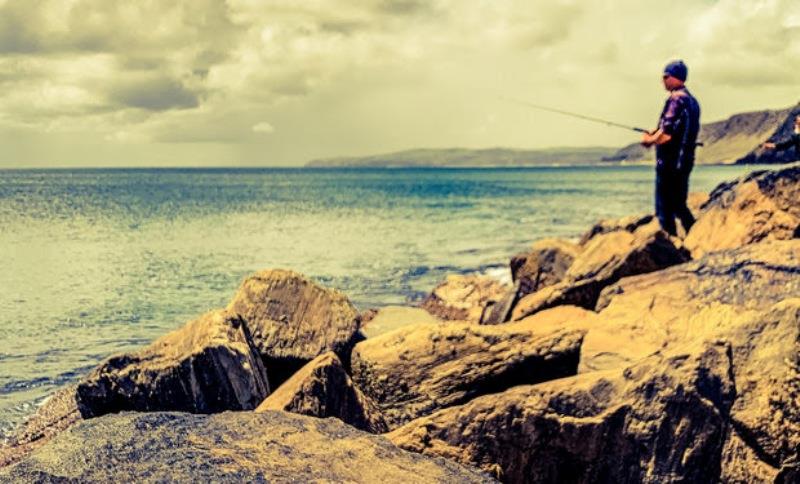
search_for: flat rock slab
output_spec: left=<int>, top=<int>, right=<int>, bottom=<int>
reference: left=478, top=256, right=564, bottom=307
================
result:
left=421, top=274, right=510, bottom=322
left=351, top=320, right=584, bottom=429
left=227, top=269, right=361, bottom=384
left=76, top=309, right=269, bottom=418
left=0, top=411, right=494, bottom=483
left=361, top=306, right=441, bottom=338
left=256, top=352, right=388, bottom=434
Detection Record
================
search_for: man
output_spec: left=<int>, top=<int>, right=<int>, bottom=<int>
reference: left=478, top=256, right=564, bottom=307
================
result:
left=641, top=60, right=701, bottom=237
left=761, top=114, right=800, bottom=156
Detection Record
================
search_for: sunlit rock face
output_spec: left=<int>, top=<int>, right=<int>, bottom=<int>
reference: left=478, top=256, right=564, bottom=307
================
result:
left=685, top=164, right=800, bottom=258
left=227, top=268, right=362, bottom=386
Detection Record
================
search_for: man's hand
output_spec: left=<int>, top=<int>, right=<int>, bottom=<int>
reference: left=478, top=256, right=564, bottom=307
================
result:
left=761, top=142, right=776, bottom=150
left=641, top=129, right=671, bottom=147
left=641, top=131, right=657, bottom=147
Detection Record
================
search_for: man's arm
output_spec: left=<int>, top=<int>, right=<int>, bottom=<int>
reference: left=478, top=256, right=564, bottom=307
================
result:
left=769, top=135, right=797, bottom=151
left=641, top=129, right=672, bottom=147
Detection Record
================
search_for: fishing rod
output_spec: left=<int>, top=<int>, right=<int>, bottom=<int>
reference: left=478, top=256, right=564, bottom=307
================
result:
left=502, top=97, right=704, bottom=146
left=501, top=97, right=650, bottom=134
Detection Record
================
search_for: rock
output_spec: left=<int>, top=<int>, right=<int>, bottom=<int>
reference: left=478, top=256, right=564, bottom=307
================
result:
left=578, top=213, right=654, bottom=246
left=510, top=238, right=580, bottom=294
left=361, top=305, right=440, bottom=338
left=687, top=191, right=709, bottom=214
left=486, top=239, right=583, bottom=325
left=722, top=299, right=800, bottom=476
left=0, top=386, right=81, bottom=468
left=684, top=164, right=800, bottom=258
left=75, top=309, right=269, bottom=418
left=351, top=320, right=585, bottom=429
left=0, top=411, right=494, bottom=483
left=578, top=239, right=800, bottom=373
left=227, top=269, right=361, bottom=386
left=421, top=274, right=510, bottom=322
left=256, top=352, right=388, bottom=434
left=389, top=340, right=735, bottom=483
left=511, top=222, right=689, bottom=320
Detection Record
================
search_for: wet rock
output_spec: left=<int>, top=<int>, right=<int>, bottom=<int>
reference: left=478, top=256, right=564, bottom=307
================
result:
left=0, top=411, right=494, bottom=483
left=75, top=309, right=269, bottom=418
left=351, top=320, right=584, bottom=429
left=511, top=222, right=689, bottom=320
left=256, top=352, right=388, bottom=434
left=685, top=164, right=800, bottom=257
left=389, top=340, right=735, bottom=483
left=227, top=269, right=361, bottom=386
left=0, top=386, right=81, bottom=468
left=421, top=274, right=510, bottom=323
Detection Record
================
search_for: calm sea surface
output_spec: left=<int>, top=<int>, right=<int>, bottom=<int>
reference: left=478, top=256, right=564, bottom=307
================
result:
left=0, top=165, right=759, bottom=437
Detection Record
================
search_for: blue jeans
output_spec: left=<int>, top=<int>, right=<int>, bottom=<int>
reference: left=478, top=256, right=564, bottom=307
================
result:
left=655, top=167, right=695, bottom=236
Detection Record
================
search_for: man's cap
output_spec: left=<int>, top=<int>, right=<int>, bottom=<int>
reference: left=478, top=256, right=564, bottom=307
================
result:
left=663, top=60, right=688, bottom=82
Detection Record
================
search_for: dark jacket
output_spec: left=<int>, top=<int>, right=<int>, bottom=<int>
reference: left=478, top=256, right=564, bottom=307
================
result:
left=655, top=87, right=701, bottom=172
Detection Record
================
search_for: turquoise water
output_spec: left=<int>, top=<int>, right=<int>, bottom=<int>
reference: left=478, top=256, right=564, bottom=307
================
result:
left=0, top=165, right=758, bottom=436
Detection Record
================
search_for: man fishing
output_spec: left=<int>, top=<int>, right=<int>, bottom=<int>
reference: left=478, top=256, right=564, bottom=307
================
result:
left=761, top=114, right=800, bottom=156
left=640, top=60, right=701, bottom=237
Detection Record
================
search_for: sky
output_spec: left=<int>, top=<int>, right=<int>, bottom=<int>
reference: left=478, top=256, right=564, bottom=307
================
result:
left=0, top=0, right=799, bottom=167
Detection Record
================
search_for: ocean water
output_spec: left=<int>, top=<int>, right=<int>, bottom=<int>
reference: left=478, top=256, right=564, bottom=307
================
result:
left=0, top=165, right=759, bottom=437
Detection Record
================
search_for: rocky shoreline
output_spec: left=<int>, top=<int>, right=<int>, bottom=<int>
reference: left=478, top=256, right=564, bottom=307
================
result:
left=1, top=164, right=799, bottom=482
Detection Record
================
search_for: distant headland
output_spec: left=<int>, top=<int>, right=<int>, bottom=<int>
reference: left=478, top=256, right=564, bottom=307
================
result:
left=307, top=103, right=800, bottom=168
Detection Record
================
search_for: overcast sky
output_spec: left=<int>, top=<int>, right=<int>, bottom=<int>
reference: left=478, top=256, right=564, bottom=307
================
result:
left=1, top=0, right=799, bottom=167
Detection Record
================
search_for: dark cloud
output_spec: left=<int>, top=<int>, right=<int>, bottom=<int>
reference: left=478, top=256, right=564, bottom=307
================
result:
left=377, top=0, right=433, bottom=16
left=109, top=78, right=201, bottom=111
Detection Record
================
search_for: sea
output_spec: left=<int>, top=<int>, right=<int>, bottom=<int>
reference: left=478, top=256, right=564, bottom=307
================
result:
left=0, top=164, right=761, bottom=438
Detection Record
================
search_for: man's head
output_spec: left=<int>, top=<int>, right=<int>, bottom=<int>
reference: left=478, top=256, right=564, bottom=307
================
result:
left=662, top=60, right=687, bottom=91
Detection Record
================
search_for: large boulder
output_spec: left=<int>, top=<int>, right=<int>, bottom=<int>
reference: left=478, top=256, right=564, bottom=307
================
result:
left=256, top=352, right=388, bottom=434
left=75, top=309, right=269, bottom=418
left=0, top=411, right=493, bottom=483
left=227, top=269, right=361, bottom=385
left=721, top=299, right=800, bottom=480
left=421, top=274, right=510, bottom=322
left=389, top=340, right=735, bottom=483
left=511, top=222, right=689, bottom=320
left=390, top=300, right=800, bottom=483
left=351, top=320, right=585, bottom=429
left=580, top=239, right=800, bottom=372
left=0, top=386, right=81, bottom=468
left=684, top=164, right=800, bottom=257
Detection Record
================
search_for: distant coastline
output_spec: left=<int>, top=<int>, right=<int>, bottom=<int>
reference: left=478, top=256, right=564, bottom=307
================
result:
left=307, top=103, right=800, bottom=168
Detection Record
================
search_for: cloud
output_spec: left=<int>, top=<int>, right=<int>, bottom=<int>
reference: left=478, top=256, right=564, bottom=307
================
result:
left=108, top=77, right=201, bottom=111
left=690, top=0, right=800, bottom=87
left=252, top=122, right=275, bottom=134
left=1, top=0, right=799, bottom=166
